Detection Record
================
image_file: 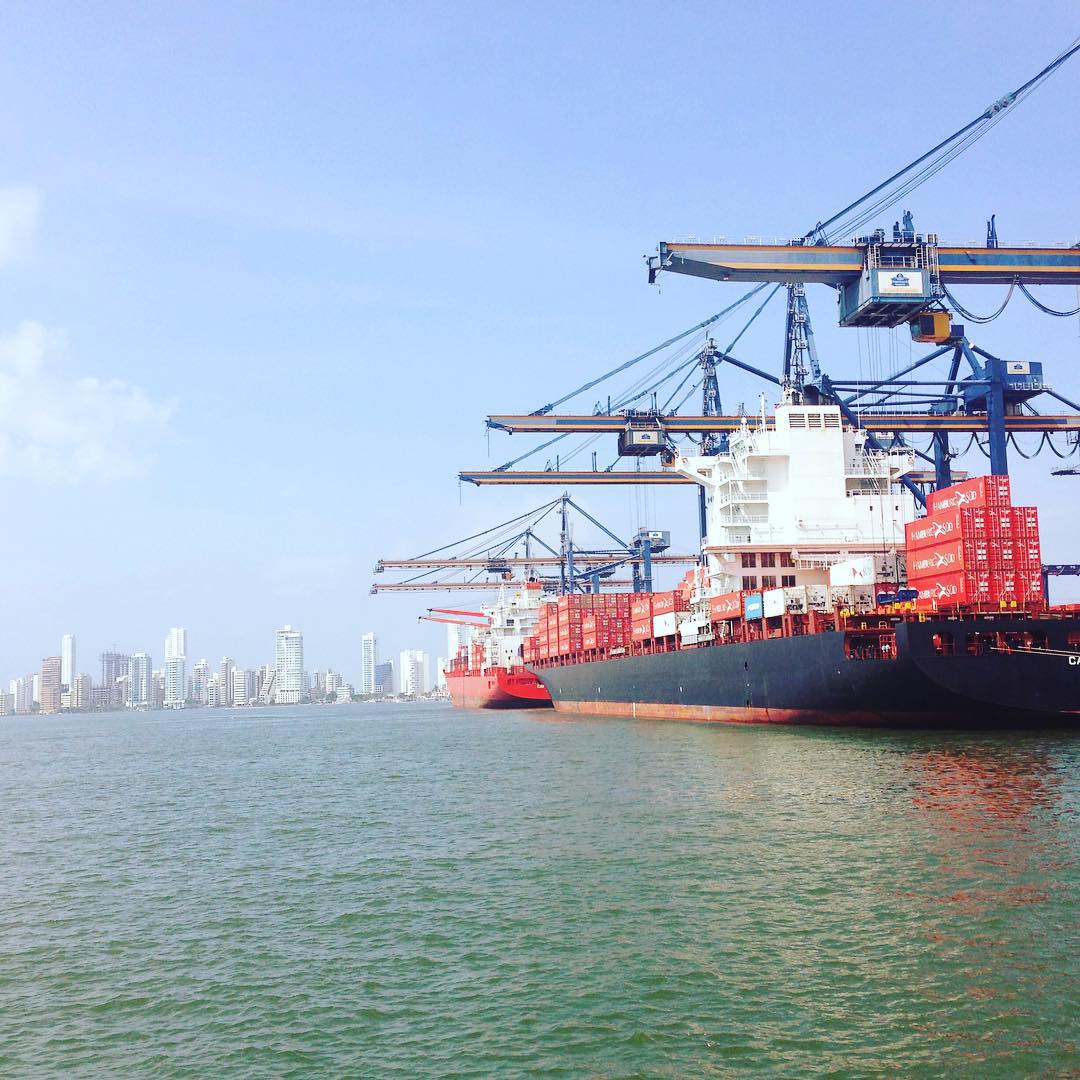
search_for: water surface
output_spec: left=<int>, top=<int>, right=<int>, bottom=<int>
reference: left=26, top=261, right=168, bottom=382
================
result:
left=0, top=704, right=1076, bottom=1076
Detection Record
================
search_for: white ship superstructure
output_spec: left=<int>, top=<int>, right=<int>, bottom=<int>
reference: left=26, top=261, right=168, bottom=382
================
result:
left=671, top=403, right=918, bottom=595
left=455, top=584, right=546, bottom=672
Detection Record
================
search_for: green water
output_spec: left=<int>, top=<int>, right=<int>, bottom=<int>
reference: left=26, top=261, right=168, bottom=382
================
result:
left=0, top=704, right=1076, bottom=1077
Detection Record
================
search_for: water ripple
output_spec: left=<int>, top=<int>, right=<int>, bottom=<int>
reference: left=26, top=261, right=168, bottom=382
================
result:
left=0, top=705, right=1076, bottom=1076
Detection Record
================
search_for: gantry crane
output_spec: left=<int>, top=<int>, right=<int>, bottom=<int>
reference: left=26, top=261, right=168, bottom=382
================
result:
left=372, top=494, right=699, bottom=595
left=462, top=38, right=1080, bottom=505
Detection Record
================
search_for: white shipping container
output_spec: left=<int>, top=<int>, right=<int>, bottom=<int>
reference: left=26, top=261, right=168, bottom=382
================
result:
left=806, top=585, right=830, bottom=612
left=763, top=587, right=786, bottom=618
left=852, top=586, right=875, bottom=611
left=829, top=585, right=854, bottom=608
left=783, top=585, right=809, bottom=614
left=828, top=553, right=904, bottom=587
left=653, top=612, right=678, bottom=638
left=679, top=623, right=711, bottom=646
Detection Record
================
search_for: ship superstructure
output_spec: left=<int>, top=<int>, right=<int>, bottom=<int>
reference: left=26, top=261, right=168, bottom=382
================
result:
left=673, top=401, right=916, bottom=596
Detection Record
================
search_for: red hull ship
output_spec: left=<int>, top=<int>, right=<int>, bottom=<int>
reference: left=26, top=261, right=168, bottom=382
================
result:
left=435, top=586, right=553, bottom=710
left=445, top=663, right=551, bottom=709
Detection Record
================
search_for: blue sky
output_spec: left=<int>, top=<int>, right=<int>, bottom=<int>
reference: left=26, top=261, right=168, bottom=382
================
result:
left=1, top=3, right=1079, bottom=680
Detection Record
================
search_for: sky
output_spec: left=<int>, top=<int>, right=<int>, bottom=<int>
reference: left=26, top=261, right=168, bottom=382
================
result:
left=1, top=2, right=1079, bottom=682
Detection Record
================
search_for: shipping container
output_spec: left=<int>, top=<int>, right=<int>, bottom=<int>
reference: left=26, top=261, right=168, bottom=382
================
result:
left=630, top=622, right=652, bottom=641
left=1011, top=506, right=1040, bottom=538
left=708, top=591, right=743, bottom=621
left=652, top=612, right=679, bottom=638
left=743, top=593, right=763, bottom=620
left=763, top=587, right=786, bottom=618
left=829, top=585, right=854, bottom=609
left=905, top=505, right=1014, bottom=550
left=783, top=585, right=809, bottom=614
left=927, top=474, right=1011, bottom=514
left=652, top=591, right=690, bottom=615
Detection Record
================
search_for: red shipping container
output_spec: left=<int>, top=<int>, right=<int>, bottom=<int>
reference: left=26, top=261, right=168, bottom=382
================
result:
left=905, top=506, right=1013, bottom=551
left=652, top=591, right=689, bottom=615
left=1010, top=506, right=1040, bottom=539
left=913, top=571, right=994, bottom=606
left=991, top=569, right=1043, bottom=603
left=708, top=591, right=743, bottom=620
left=630, top=596, right=654, bottom=620
left=908, top=541, right=966, bottom=578
left=927, top=475, right=1011, bottom=515
left=582, top=632, right=597, bottom=650
left=630, top=622, right=652, bottom=641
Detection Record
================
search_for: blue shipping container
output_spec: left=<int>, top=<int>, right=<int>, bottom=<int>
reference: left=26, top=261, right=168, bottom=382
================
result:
left=743, top=593, right=763, bottom=620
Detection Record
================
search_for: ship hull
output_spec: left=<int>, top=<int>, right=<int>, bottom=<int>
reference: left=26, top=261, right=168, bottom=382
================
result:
left=446, top=667, right=553, bottom=710
left=531, top=618, right=1079, bottom=727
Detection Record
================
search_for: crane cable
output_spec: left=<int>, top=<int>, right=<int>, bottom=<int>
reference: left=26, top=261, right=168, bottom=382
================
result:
left=809, top=36, right=1080, bottom=244
left=1017, top=281, right=1080, bottom=317
left=941, top=281, right=1016, bottom=323
left=528, top=284, right=769, bottom=416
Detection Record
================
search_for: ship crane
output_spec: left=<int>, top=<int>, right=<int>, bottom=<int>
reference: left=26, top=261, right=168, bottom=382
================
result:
left=373, top=494, right=697, bottom=596
left=464, top=38, right=1080, bottom=500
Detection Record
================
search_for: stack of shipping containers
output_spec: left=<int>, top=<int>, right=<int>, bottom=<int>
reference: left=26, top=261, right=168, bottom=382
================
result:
left=905, top=476, right=1043, bottom=608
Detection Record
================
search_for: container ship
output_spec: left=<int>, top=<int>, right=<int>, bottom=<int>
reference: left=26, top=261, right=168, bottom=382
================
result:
left=442, top=584, right=552, bottom=709
left=521, top=403, right=1079, bottom=727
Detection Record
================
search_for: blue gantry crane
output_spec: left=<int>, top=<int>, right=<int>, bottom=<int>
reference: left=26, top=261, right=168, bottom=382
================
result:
left=464, top=38, right=1080, bottom=506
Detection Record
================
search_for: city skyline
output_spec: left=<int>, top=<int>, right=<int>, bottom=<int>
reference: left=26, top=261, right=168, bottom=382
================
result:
left=0, top=625, right=438, bottom=715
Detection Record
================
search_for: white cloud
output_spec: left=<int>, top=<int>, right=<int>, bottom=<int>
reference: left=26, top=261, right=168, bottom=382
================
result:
left=0, top=186, right=42, bottom=265
left=0, top=321, right=173, bottom=481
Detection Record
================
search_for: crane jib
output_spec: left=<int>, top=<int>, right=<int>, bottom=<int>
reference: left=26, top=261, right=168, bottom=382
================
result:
left=656, top=242, right=1080, bottom=287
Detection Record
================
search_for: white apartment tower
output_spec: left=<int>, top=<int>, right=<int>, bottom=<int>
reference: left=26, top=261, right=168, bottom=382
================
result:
left=61, top=634, right=76, bottom=691
left=232, top=668, right=255, bottom=706
left=360, top=633, right=378, bottom=695
left=164, top=628, right=187, bottom=709
left=130, top=653, right=153, bottom=710
left=275, top=625, right=304, bottom=704
left=398, top=649, right=429, bottom=696
left=219, top=657, right=235, bottom=707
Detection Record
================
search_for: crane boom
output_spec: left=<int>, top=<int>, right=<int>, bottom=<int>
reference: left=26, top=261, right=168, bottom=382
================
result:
left=485, top=413, right=1080, bottom=434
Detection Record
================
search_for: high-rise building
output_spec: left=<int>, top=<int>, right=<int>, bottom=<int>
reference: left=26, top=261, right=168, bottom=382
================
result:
left=73, top=673, right=92, bottom=710
left=164, top=629, right=187, bottom=709
left=436, top=658, right=448, bottom=690
left=232, top=668, right=255, bottom=706
left=191, top=660, right=211, bottom=706
left=207, top=673, right=222, bottom=708
left=360, top=633, right=378, bottom=695
left=11, top=676, right=33, bottom=715
left=100, top=652, right=132, bottom=709
left=398, top=650, right=430, bottom=696
left=61, top=633, right=76, bottom=691
left=0, top=690, right=13, bottom=715
left=219, top=657, right=235, bottom=707
left=325, top=670, right=343, bottom=696
left=130, top=653, right=153, bottom=709
left=274, top=625, right=304, bottom=704
left=165, top=628, right=187, bottom=661
left=39, top=657, right=62, bottom=714
left=164, top=658, right=186, bottom=708
left=374, top=660, right=393, bottom=694
left=257, top=664, right=276, bottom=704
